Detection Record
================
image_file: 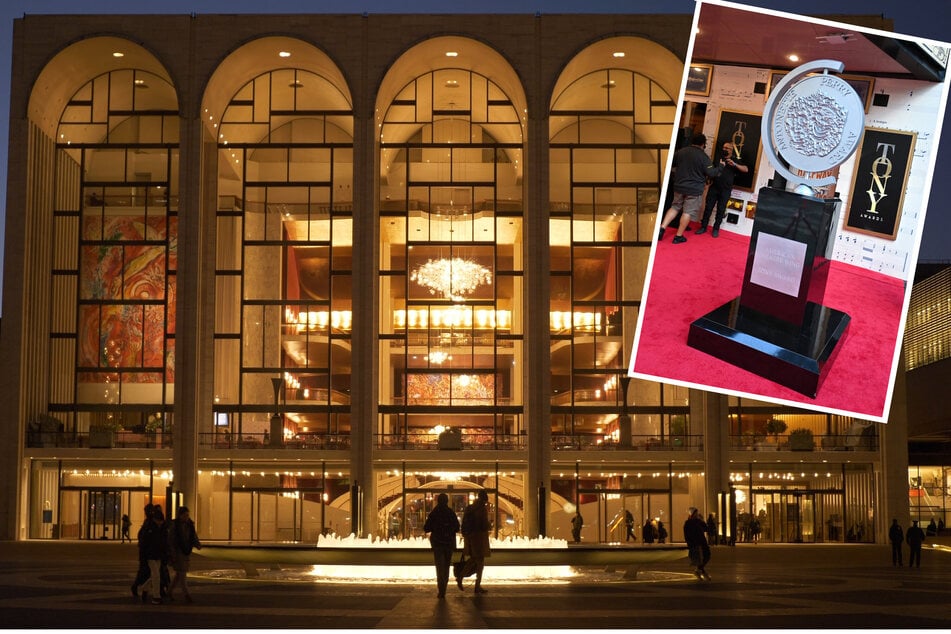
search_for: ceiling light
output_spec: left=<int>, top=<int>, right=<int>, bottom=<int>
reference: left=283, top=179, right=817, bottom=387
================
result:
left=788, top=54, right=800, bottom=62
left=612, top=51, right=625, bottom=58
left=112, top=52, right=124, bottom=58
left=445, top=51, right=458, bottom=57
left=279, top=51, right=291, bottom=57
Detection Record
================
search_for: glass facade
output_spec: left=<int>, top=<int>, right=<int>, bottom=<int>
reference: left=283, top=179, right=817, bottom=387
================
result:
left=5, top=20, right=911, bottom=546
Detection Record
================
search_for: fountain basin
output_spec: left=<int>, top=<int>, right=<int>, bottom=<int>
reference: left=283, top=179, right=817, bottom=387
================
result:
left=198, top=543, right=688, bottom=568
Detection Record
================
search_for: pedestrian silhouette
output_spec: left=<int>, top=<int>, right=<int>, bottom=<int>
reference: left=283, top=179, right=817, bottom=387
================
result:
left=906, top=520, right=925, bottom=568
left=888, top=519, right=903, bottom=567
left=423, top=493, right=460, bottom=599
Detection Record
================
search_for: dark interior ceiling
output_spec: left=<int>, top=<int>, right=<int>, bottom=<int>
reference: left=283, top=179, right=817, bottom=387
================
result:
left=692, top=3, right=947, bottom=82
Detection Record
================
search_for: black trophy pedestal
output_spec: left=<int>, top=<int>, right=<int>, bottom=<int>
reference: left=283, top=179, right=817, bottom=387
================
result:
left=687, top=297, right=850, bottom=398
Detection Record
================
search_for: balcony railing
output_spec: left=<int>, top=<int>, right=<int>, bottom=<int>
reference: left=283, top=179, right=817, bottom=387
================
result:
left=376, top=432, right=525, bottom=450
left=26, top=430, right=172, bottom=449
left=729, top=433, right=879, bottom=452
left=199, top=432, right=351, bottom=450
left=552, top=434, right=704, bottom=451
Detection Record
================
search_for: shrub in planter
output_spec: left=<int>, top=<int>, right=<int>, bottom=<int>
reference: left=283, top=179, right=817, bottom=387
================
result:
left=789, top=428, right=815, bottom=451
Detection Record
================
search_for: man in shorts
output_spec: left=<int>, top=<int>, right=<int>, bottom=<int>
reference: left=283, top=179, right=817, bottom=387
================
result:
left=658, top=133, right=720, bottom=244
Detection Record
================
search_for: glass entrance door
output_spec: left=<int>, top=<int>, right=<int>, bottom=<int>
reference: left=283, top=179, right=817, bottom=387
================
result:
left=751, top=490, right=816, bottom=543
left=580, top=490, right=670, bottom=544
left=85, top=490, right=121, bottom=540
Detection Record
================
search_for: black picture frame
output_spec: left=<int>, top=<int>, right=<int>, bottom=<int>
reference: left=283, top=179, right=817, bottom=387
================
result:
left=712, top=110, right=761, bottom=192
left=845, top=127, right=917, bottom=241
left=685, top=64, right=713, bottom=96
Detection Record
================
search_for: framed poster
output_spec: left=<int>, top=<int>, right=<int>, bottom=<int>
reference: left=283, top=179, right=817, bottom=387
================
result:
left=844, top=127, right=917, bottom=240
left=767, top=71, right=875, bottom=113
left=685, top=64, right=713, bottom=96
left=712, top=110, right=761, bottom=192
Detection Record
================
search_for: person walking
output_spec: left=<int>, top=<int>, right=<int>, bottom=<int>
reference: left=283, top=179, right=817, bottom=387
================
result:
left=458, top=490, right=491, bottom=594
left=888, top=518, right=904, bottom=567
left=134, top=506, right=168, bottom=604
left=131, top=504, right=154, bottom=599
left=706, top=513, right=718, bottom=546
left=571, top=510, right=584, bottom=544
left=423, top=493, right=460, bottom=599
left=657, top=520, right=668, bottom=544
left=684, top=507, right=711, bottom=580
left=906, top=519, right=925, bottom=568
left=120, top=513, right=132, bottom=544
left=167, top=506, right=202, bottom=603
left=624, top=510, right=635, bottom=542
left=642, top=519, right=655, bottom=544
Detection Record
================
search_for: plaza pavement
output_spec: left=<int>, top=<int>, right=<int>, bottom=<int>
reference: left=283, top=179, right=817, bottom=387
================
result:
left=0, top=538, right=950, bottom=629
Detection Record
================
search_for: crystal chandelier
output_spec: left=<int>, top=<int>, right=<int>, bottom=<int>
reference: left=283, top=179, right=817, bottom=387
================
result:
left=411, top=257, right=492, bottom=301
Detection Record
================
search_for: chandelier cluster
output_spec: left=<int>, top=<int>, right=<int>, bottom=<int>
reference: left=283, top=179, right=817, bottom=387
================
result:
left=411, top=257, right=492, bottom=301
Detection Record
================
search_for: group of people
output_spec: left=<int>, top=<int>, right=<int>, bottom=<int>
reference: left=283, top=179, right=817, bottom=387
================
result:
left=657, top=132, right=749, bottom=244
left=423, top=490, right=491, bottom=598
left=130, top=504, right=202, bottom=604
left=888, top=518, right=927, bottom=568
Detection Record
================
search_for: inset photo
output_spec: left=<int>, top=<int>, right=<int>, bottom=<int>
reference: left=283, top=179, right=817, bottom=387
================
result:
left=628, top=0, right=951, bottom=422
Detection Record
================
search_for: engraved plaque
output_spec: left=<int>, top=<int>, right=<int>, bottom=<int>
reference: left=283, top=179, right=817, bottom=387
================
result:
left=749, top=232, right=807, bottom=297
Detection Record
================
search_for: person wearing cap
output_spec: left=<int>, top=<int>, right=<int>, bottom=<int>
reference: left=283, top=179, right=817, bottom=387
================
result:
left=684, top=507, right=711, bottom=580
left=167, top=506, right=202, bottom=602
left=906, top=519, right=925, bottom=568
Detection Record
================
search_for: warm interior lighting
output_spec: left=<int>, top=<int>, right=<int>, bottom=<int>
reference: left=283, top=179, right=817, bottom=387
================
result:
left=285, top=308, right=353, bottom=332
left=279, top=51, right=292, bottom=57
left=612, top=51, right=625, bottom=57
left=445, top=51, right=458, bottom=57
left=410, top=258, right=492, bottom=301
left=549, top=311, right=603, bottom=333
left=112, top=52, right=124, bottom=58
left=393, top=307, right=511, bottom=330
left=787, top=54, right=800, bottom=62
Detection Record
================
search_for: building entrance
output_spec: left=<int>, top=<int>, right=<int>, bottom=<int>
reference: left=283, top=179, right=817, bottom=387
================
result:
left=58, top=487, right=150, bottom=540
left=579, top=489, right=670, bottom=544
left=749, top=490, right=820, bottom=543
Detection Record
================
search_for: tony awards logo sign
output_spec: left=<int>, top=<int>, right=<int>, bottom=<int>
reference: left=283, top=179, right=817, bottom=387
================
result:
left=866, top=143, right=895, bottom=216
left=761, top=59, right=865, bottom=194
left=731, top=121, right=746, bottom=160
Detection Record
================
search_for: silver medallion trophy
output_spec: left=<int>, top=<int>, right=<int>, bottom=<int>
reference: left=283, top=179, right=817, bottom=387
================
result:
left=687, top=60, right=863, bottom=398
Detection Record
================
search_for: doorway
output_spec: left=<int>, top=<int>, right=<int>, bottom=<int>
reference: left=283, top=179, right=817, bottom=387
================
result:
left=750, top=490, right=817, bottom=543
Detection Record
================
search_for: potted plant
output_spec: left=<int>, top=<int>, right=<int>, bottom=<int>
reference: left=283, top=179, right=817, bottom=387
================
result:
left=89, top=416, right=123, bottom=448
left=765, top=418, right=787, bottom=443
left=789, top=428, right=815, bottom=451
left=669, top=415, right=687, bottom=447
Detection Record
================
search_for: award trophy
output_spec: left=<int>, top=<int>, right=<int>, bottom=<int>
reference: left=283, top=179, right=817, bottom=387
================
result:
left=687, top=60, right=864, bottom=398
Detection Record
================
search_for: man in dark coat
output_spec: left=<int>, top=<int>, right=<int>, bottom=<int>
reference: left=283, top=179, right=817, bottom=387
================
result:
left=167, top=506, right=202, bottom=603
left=906, top=520, right=926, bottom=568
left=135, top=507, right=168, bottom=604
left=423, top=493, right=460, bottom=599
left=888, top=518, right=904, bottom=567
left=684, top=507, right=711, bottom=580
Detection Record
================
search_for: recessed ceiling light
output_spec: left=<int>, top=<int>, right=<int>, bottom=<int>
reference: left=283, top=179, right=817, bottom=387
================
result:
left=445, top=80, right=459, bottom=88
left=445, top=51, right=458, bottom=57
left=612, top=52, right=625, bottom=58
left=788, top=54, right=800, bottom=62
left=279, top=51, right=291, bottom=58
left=112, top=52, right=124, bottom=58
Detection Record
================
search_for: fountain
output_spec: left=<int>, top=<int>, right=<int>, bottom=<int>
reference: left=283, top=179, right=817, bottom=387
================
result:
left=197, top=533, right=688, bottom=582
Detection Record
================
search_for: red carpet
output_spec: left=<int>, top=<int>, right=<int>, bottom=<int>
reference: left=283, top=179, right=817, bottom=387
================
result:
left=630, top=224, right=906, bottom=421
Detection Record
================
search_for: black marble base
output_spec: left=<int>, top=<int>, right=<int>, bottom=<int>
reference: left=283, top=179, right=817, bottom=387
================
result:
left=687, top=297, right=850, bottom=398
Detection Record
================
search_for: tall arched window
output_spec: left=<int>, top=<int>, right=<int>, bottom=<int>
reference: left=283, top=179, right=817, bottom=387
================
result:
left=213, top=68, right=354, bottom=447
left=549, top=67, right=679, bottom=447
left=378, top=68, right=524, bottom=449
left=49, top=68, right=179, bottom=439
